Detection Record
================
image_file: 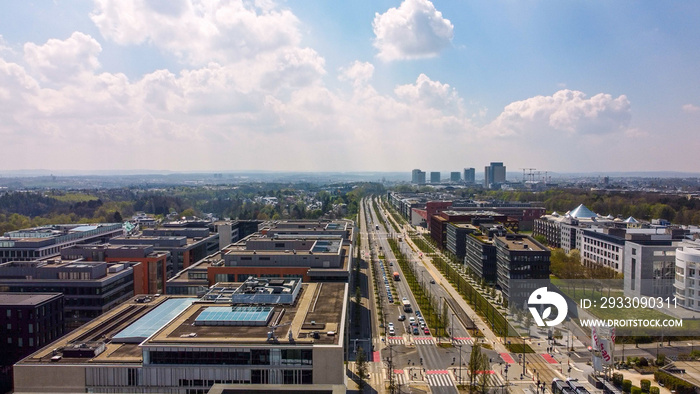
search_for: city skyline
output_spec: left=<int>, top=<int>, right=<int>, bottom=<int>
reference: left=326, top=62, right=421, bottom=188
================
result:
left=1, top=1, right=699, bottom=173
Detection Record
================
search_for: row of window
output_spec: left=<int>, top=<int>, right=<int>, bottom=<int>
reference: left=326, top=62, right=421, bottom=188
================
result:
left=149, top=349, right=313, bottom=366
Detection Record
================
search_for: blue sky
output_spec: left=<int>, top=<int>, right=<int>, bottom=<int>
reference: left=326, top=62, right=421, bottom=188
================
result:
left=1, top=0, right=699, bottom=174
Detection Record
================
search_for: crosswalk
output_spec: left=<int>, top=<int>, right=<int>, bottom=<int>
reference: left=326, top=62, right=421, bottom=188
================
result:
left=414, top=337, right=435, bottom=345
left=488, top=371, right=506, bottom=388
left=393, top=370, right=407, bottom=386
left=452, top=337, right=473, bottom=345
left=387, top=336, right=404, bottom=345
left=426, top=370, right=454, bottom=387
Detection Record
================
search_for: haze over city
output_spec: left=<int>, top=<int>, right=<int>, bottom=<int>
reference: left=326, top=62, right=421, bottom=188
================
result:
left=1, top=1, right=699, bottom=173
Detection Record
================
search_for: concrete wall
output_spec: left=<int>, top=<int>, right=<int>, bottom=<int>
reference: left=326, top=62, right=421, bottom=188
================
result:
left=312, top=346, right=344, bottom=385
left=14, top=364, right=87, bottom=393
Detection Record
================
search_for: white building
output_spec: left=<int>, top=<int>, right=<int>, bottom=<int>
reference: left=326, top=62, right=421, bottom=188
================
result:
left=674, top=240, right=700, bottom=312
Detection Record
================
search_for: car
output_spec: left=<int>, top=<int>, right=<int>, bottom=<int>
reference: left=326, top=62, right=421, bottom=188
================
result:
left=413, top=327, right=420, bottom=335
left=423, top=327, right=430, bottom=335
left=415, top=311, right=422, bottom=317
left=389, top=262, right=393, bottom=266
left=388, top=322, right=394, bottom=329
left=430, top=279, right=436, bottom=284
left=389, top=328, right=395, bottom=335
left=402, top=297, right=408, bottom=302
left=420, top=322, right=426, bottom=328
left=398, top=314, right=406, bottom=321
left=409, top=317, right=415, bottom=324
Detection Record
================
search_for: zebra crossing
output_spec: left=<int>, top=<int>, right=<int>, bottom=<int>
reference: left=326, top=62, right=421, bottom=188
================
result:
left=487, top=371, right=506, bottom=388
left=387, top=336, right=404, bottom=345
left=414, top=337, right=435, bottom=345
left=393, top=369, right=407, bottom=386
left=452, top=337, right=473, bottom=345
left=426, top=370, right=454, bottom=387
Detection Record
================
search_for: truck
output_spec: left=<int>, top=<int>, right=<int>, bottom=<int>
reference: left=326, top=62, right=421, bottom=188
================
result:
left=402, top=299, right=412, bottom=312
left=393, top=271, right=400, bottom=281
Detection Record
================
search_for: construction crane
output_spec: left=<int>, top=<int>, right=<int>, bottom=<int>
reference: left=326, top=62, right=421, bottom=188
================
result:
left=267, top=322, right=291, bottom=342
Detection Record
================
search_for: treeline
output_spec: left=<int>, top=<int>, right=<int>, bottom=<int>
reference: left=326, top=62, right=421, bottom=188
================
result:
left=477, top=189, right=700, bottom=225
left=0, top=182, right=385, bottom=234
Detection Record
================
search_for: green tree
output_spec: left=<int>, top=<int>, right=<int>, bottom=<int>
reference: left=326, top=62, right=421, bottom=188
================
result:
left=356, top=347, right=368, bottom=391
left=468, top=344, right=489, bottom=393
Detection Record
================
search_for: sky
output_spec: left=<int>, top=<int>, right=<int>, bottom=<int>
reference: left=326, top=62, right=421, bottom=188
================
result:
left=1, top=0, right=699, bottom=175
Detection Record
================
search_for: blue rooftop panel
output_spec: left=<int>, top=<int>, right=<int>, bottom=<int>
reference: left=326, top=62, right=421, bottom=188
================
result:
left=113, top=298, right=196, bottom=343
left=194, top=306, right=273, bottom=326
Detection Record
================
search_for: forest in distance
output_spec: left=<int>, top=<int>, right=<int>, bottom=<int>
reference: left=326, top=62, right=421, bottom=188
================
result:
left=2, top=183, right=700, bottom=234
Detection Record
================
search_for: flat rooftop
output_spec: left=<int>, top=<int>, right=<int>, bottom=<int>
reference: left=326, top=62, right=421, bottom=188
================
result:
left=0, top=293, right=61, bottom=306
left=19, top=282, right=346, bottom=365
left=497, top=236, right=547, bottom=252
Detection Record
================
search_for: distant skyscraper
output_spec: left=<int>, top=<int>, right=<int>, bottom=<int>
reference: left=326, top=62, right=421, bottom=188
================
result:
left=463, top=168, right=475, bottom=184
left=411, top=169, right=426, bottom=184
left=484, top=162, right=506, bottom=188
left=430, top=172, right=441, bottom=184
left=450, top=172, right=461, bottom=182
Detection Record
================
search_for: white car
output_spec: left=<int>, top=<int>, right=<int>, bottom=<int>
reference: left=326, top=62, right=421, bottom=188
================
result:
left=388, top=322, right=394, bottom=329
left=409, top=317, right=415, bottom=324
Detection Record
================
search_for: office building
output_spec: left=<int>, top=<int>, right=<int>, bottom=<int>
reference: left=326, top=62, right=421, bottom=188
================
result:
left=450, top=172, right=461, bottom=182
left=411, top=169, right=426, bottom=185
left=430, top=210, right=516, bottom=249
left=0, top=223, right=124, bottom=264
left=61, top=244, right=169, bottom=295
left=0, top=293, right=64, bottom=393
left=464, top=224, right=508, bottom=285
left=0, top=260, right=136, bottom=329
left=484, top=162, right=506, bottom=189
left=14, top=279, right=348, bottom=393
left=445, top=223, right=477, bottom=260
left=463, top=168, right=475, bottom=184
left=110, top=227, right=219, bottom=277
left=674, top=240, right=700, bottom=312
left=624, top=236, right=678, bottom=299
left=212, top=220, right=261, bottom=251
left=430, top=172, right=441, bottom=184
left=495, top=234, right=550, bottom=302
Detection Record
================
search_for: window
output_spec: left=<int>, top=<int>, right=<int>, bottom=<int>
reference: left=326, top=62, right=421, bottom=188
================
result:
left=632, top=248, right=637, bottom=255
left=28, top=323, right=33, bottom=334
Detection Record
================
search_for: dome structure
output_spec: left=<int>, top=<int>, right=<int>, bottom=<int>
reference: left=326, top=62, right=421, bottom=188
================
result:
left=568, top=204, right=597, bottom=219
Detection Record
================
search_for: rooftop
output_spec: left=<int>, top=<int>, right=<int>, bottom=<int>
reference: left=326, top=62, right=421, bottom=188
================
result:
left=19, top=282, right=346, bottom=365
left=0, top=292, right=62, bottom=306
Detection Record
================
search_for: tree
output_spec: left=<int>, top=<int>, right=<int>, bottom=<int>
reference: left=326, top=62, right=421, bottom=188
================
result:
left=356, top=347, right=368, bottom=391
left=468, top=344, right=490, bottom=393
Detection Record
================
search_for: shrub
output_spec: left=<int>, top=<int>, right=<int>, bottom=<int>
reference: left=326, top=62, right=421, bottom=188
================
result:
left=640, top=379, right=650, bottom=392
left=612, top=373, right=624, bottom=386
left=649, top=387, right=659, bottom=394
left=637, top=357, right=649, bottom=367
left=656, top=354, right=666, bottom=366
left=631, top=386, right=641, bottom=394
left=623, top=380, right=632, bottom=393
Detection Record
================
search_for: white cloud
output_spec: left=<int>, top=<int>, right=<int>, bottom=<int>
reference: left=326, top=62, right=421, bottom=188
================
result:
left=339, top=61, right=374, bottom=88
left=23, top=32, right=102, bottom=82
left=90, top=0, right=302, bottom=66
left=682, top=103, right=700, bottom=113
left=394, top=73, right=463, bottom=115
left=488, top=89, right=631, bottom=136
left=373, top=0, right=454, bottom=61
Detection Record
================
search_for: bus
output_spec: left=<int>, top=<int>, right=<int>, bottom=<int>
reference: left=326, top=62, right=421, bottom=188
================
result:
left=552, top=379, right=576, bottom=394
left=393, top=272, right=400, bottom=281
left=402, top=299, right=412, bottom=312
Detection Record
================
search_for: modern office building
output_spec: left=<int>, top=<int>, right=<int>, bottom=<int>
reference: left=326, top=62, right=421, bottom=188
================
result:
left=495, top=234, right=550, bottom=302
left=0, top=293, right=65, bottom=393
left=450, top=172, right=461, bottom=182
left=673, top=240, right=700, bottom=312
left=430, top=172, right=441, bottom=184
left=0, top=223, right=124, bottom=264
left=580, top=229, right=626, bottom=273
left=110, top=227, right=219, bottom=277
left=429, top=210, right=515, bottom=249
left=14, top=279, right=348, bottom=393
left=624, top=236, right=678, bottom=298
left=61, top=244, right=169, bottom=295
left=484, top=162, right=506, bottom=189
left=464, top=224, right=508, bottom=285
left=211, top=220, right=261, bottom=251
left=260, top=220, right=353, bottom=241
left=411, top=169, right=426, bottom=185
left=463, top=168, right=475, bottom=184
left=0, top=260, right=136, bottom=329
left=445, top=223, right=476, bottom=260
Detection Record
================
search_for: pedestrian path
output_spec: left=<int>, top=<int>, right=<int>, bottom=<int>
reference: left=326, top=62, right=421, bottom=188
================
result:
left=414, top=337, right=435, bottom=345
left=426, top=370, right=454, bottom=387
left=501, top=353, right=516, bottom=364
left=387, top=336, right=404, bottom=345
